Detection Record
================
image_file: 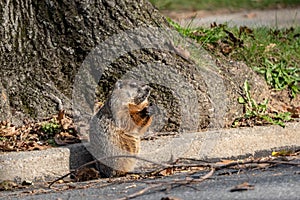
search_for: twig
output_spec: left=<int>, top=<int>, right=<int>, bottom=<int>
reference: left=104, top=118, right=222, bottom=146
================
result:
left=49, top=155, right=299, bottom=193
left=119, top=183, right=164, bottom=200
left=142, top=132, right=179, bottom=140
left=176, top=157, right=215, bottom=163
left=48, top=155, right=169, bottom=188
left=259, top=160, right=300, bottom=166
left=48, top=171, right=75, bottom=188
left=117, top=168, right=215, bottom=200
left=116, top=157, right=300, bottom=199
left=138, top=157, right=300, bottom=177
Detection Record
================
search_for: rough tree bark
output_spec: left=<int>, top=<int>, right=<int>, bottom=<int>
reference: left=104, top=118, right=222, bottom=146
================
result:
left=0, top=0, right=269, bottom=132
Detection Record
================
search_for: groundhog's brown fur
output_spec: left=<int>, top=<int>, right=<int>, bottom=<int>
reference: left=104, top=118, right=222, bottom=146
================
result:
left=89, top=79, right=153, bottom=177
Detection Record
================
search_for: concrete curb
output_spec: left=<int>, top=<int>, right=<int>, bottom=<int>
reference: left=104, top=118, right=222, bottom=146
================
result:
left=138, top=121, right=300, bottom=166
left=1, top=122, right=299, bottom=182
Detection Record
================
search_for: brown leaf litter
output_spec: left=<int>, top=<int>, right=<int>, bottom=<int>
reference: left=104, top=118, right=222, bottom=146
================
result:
left=0, top=110, right=81, bottom=152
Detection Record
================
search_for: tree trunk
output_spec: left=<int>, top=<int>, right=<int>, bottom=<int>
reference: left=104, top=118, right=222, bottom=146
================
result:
left=0, top=0, right=269, bottom=132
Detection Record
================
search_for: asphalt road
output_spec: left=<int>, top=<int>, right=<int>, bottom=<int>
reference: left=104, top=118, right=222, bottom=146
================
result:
left=2, top=161, right=299, bottom=200
left=178, top=7, right=300, bottom=28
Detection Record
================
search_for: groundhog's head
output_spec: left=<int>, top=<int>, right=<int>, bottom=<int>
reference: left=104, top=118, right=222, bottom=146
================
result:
left=110, top=79, right=153, bottom=133
left=113, top=79, right=151, bottom=105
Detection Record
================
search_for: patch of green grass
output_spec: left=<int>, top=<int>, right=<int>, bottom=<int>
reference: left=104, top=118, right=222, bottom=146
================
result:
left=40, top=119, right=61, bottom=137
left=233, top=80, right=291, bottom=127
left=232, top=27, right=300, bottom=97
left=150, top=0, right=300, bottom=11
left=169, top=19, right=300, bottom=96
left=46, top=138, right=57, bottom=147
left=254, top=58, right=300, bottom=97
left=168, top=19, right=226, bottom=43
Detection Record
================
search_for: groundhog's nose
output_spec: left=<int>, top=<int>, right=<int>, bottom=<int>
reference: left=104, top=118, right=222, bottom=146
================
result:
left=134, top=85, right=151, bottom=104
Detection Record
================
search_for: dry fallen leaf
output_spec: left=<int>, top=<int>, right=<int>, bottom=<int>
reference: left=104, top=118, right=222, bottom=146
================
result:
left=159, top=167, right=174, bottom=176
left=161, top=196, right=183, bottom=200
left=0, top=180, right=18, bottom=191
left=173, top=45, right=190, bottom=60
left=0, top=110, right=80, bottom=152
left=265, top=43, right=276, bottom=52
left=230, top=182, right=255, bottom=192
left=57, top=109, right=65, bottom=122
left=272, top=150, right=294, bottom=157
left=244, top=13, right=257, bottom=19
left=94, top=101, right=104, bottom=114
left=54, top=132, right=81, bottom=146
left=72, top=167, right=100, bottom=182
left=60, top=118, right=74, bottom=130
left=216, top=159, right=236, bottom=165
left=0, top=124, right=17, bottom=137
left=287, top=106, right=300, bottom=118
left=239, top=26, right=253, bottom=35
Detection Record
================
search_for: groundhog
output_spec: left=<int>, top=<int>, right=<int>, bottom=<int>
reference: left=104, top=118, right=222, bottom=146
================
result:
left=89, top=79, right=154, bottom=177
